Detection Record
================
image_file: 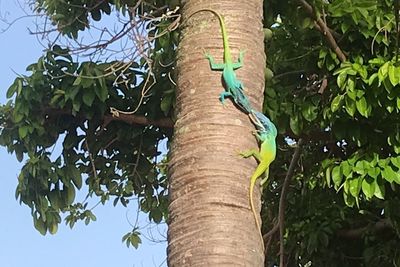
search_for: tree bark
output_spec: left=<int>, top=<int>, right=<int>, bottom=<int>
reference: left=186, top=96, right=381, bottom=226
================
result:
left=168, top=0, right=266, bottom=266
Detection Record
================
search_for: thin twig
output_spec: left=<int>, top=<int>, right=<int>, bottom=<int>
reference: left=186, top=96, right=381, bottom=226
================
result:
left=297, top=0, right=347, bottom=62
left=278, top=138, right=303, bottom=267
left=85, top=138, right=98, bottom=182
left=262, top=139, right=304, bottom=263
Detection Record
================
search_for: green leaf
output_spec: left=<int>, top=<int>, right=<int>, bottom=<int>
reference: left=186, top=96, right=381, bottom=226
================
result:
left=391, top=156, right=400, bottom=169
left=82, top=89, right=96, bottom=106
left=341, top=22, right=350, bottom=33
left=349, top=178, right=361, bottom=198
left=91, top=9, right=102, bottom=21
left=356, top=97, right=369, bottom=117
left=368, top=73, right=378, bottom=85
left=388, top=64, right=399, bottom=85
left=301, top=103, right=318, bottom=122
left=34, top=217, right=47, bottom=235
left=353, top=63, right=367, bottom=79
left=12, top=111, right=24, bottom=123
left=66, top=186, right=75, bottom=206
left=72, top=99, right=81, bottom=113
left=86, top=210, right=97, bottom=221
left=381, top=165, right=397, bottom=183
left=150, top=208, right=163, bottom=223
left=378, top=62, right=389, bottom=81
left=129, top=233, right=142, bottom=249
left=50, top=93, right=63, bottom=106
left=301, top=17, right=312, bottom=28
left=66, top=86, right=80, bottom=100
left=7, top=78, right=23, bottom=98
left=362, top=176, right=375, bottom=199
left=71, top=168, right=83, bottom=189
left=325, top=166, right=331, bottom=187
left=94, top=84, right=108, bottom=102
left=18, top=126, right=29, bottom=139
left=343, top=191, right=355, bottom=207
left=337, top=73, right=347, bottom=89
left=367, top=167, right=380, bottom=178
left=331, top=95, right=343, bottom=112
left=81, top=78, right=95, bottom=88
left=289, top=114, right=302, bottom=135
left=344, top=97, right=356, bottom=116
left=73, top=76, right=82, bottom=86
left=346, top=77, right=355, bottom=91
left=368, top=57, right=385, bottom=65
left=48, top=223, right=58, bottom=235
left=373, top=178, right=385, bottom=199
left=122, top=232, right=131, bottom=242
left=354, top=160, right=368, bottom=176
left=332, top=166, right=343, bottom=190
left=48, top=190, right=61, bottom=210
left=161, top=94, right=173, bottom=115
left=341, top=161, right=352, bottom=177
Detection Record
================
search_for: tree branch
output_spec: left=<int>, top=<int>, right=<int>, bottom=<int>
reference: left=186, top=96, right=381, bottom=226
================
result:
left=278, top=138, right=303, bottom=267
left=43, top=108, right=174, bottom=128
left=337, top=219, right=393, bottom=239
left=106, top=112, right=174, bottom=128
left=297, top=0, right=347, bottom=62
left=263, top=138, right=304, bottom=267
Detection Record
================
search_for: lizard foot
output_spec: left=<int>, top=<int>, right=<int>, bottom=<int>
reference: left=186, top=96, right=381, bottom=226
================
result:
left=238, top=149, right=256, bottom=158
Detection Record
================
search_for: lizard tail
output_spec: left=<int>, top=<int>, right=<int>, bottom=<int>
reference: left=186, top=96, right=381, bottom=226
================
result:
left=249, top=171, right=266, bottom=251
left=187, top=9, right=230, bottom=57
left=249, top=175, right=262, bottom=231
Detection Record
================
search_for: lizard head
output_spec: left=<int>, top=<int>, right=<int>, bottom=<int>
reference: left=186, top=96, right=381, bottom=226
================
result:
left=250, top=110, right=277, bottom=138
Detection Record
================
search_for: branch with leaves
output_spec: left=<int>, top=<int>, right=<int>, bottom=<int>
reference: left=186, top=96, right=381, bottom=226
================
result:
left=297, top=0, right=346, bottom=62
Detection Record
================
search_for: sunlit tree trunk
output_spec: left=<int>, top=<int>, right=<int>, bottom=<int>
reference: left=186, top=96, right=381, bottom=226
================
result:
left=168, top=0, right=266, bottom=265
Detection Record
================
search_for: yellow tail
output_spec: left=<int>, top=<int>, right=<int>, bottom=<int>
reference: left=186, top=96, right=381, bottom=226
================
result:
left=249, top=164, right=269, bottom=251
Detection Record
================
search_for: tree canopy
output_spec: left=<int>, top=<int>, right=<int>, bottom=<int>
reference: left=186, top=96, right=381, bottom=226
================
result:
left=1, top=0, right=400, bottom=265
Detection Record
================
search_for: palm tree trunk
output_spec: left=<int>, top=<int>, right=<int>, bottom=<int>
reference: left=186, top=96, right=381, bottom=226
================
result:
left=168, top=0, right=266, bottom=266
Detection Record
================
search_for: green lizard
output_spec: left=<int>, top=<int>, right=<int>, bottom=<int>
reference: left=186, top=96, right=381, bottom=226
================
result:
left=189, top=9, right=252, bottom=113
left=240, top=110, right=277, bottom=246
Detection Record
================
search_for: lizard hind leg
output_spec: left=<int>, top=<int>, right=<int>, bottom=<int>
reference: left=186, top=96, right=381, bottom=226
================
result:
left=232, top=50, right=246, bottom=70
left=219, top=91, right=232, bottom=105
left=239, top=149, right=262, bottom=162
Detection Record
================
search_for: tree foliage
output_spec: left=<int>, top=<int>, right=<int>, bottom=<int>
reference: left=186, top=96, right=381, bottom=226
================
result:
left=1, top=0, right=177, bottom=241
left=2, top=0, right=400, bottom=266
left=263, top=0, right=400, bottom=265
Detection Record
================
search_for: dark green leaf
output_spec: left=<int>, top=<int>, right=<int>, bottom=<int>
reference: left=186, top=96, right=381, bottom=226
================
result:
left=82, top=89, right=96, bottom=106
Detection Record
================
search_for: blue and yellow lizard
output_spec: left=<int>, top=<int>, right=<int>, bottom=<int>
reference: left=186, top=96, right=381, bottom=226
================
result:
left=241, top=110, right=277, bottom=245
left=190, top=9, right=278, bottom=248
left=190, top=9, right=252, bottom=113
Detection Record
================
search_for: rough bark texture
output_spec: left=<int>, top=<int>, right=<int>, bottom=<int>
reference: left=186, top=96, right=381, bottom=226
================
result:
left=168, top=0, right=265, bottom=266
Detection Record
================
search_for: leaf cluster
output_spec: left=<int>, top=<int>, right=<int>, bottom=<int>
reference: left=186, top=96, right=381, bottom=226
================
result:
left=1, top=39, right=173, bottom=235
left=263, top=0, right=400, bottom=265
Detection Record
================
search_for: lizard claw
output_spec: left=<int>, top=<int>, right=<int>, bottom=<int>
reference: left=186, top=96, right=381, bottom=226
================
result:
left=235, top=150, right=245, bottom=157
left=203, top=49, right=212, bottom=59
left=238, top=149, right=255, bottom=158
left=219, top=96, right=227, bottom=107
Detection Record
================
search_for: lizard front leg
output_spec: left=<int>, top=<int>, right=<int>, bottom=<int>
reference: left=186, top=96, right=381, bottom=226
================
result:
left=204, top=51, right=225, bottom=70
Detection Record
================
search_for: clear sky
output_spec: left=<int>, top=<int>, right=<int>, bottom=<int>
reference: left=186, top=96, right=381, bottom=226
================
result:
left=0, top=1, right=167, bottom=266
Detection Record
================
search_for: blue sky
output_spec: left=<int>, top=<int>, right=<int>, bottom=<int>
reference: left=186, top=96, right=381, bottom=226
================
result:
left=0, top=1, right=166, bottom=266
